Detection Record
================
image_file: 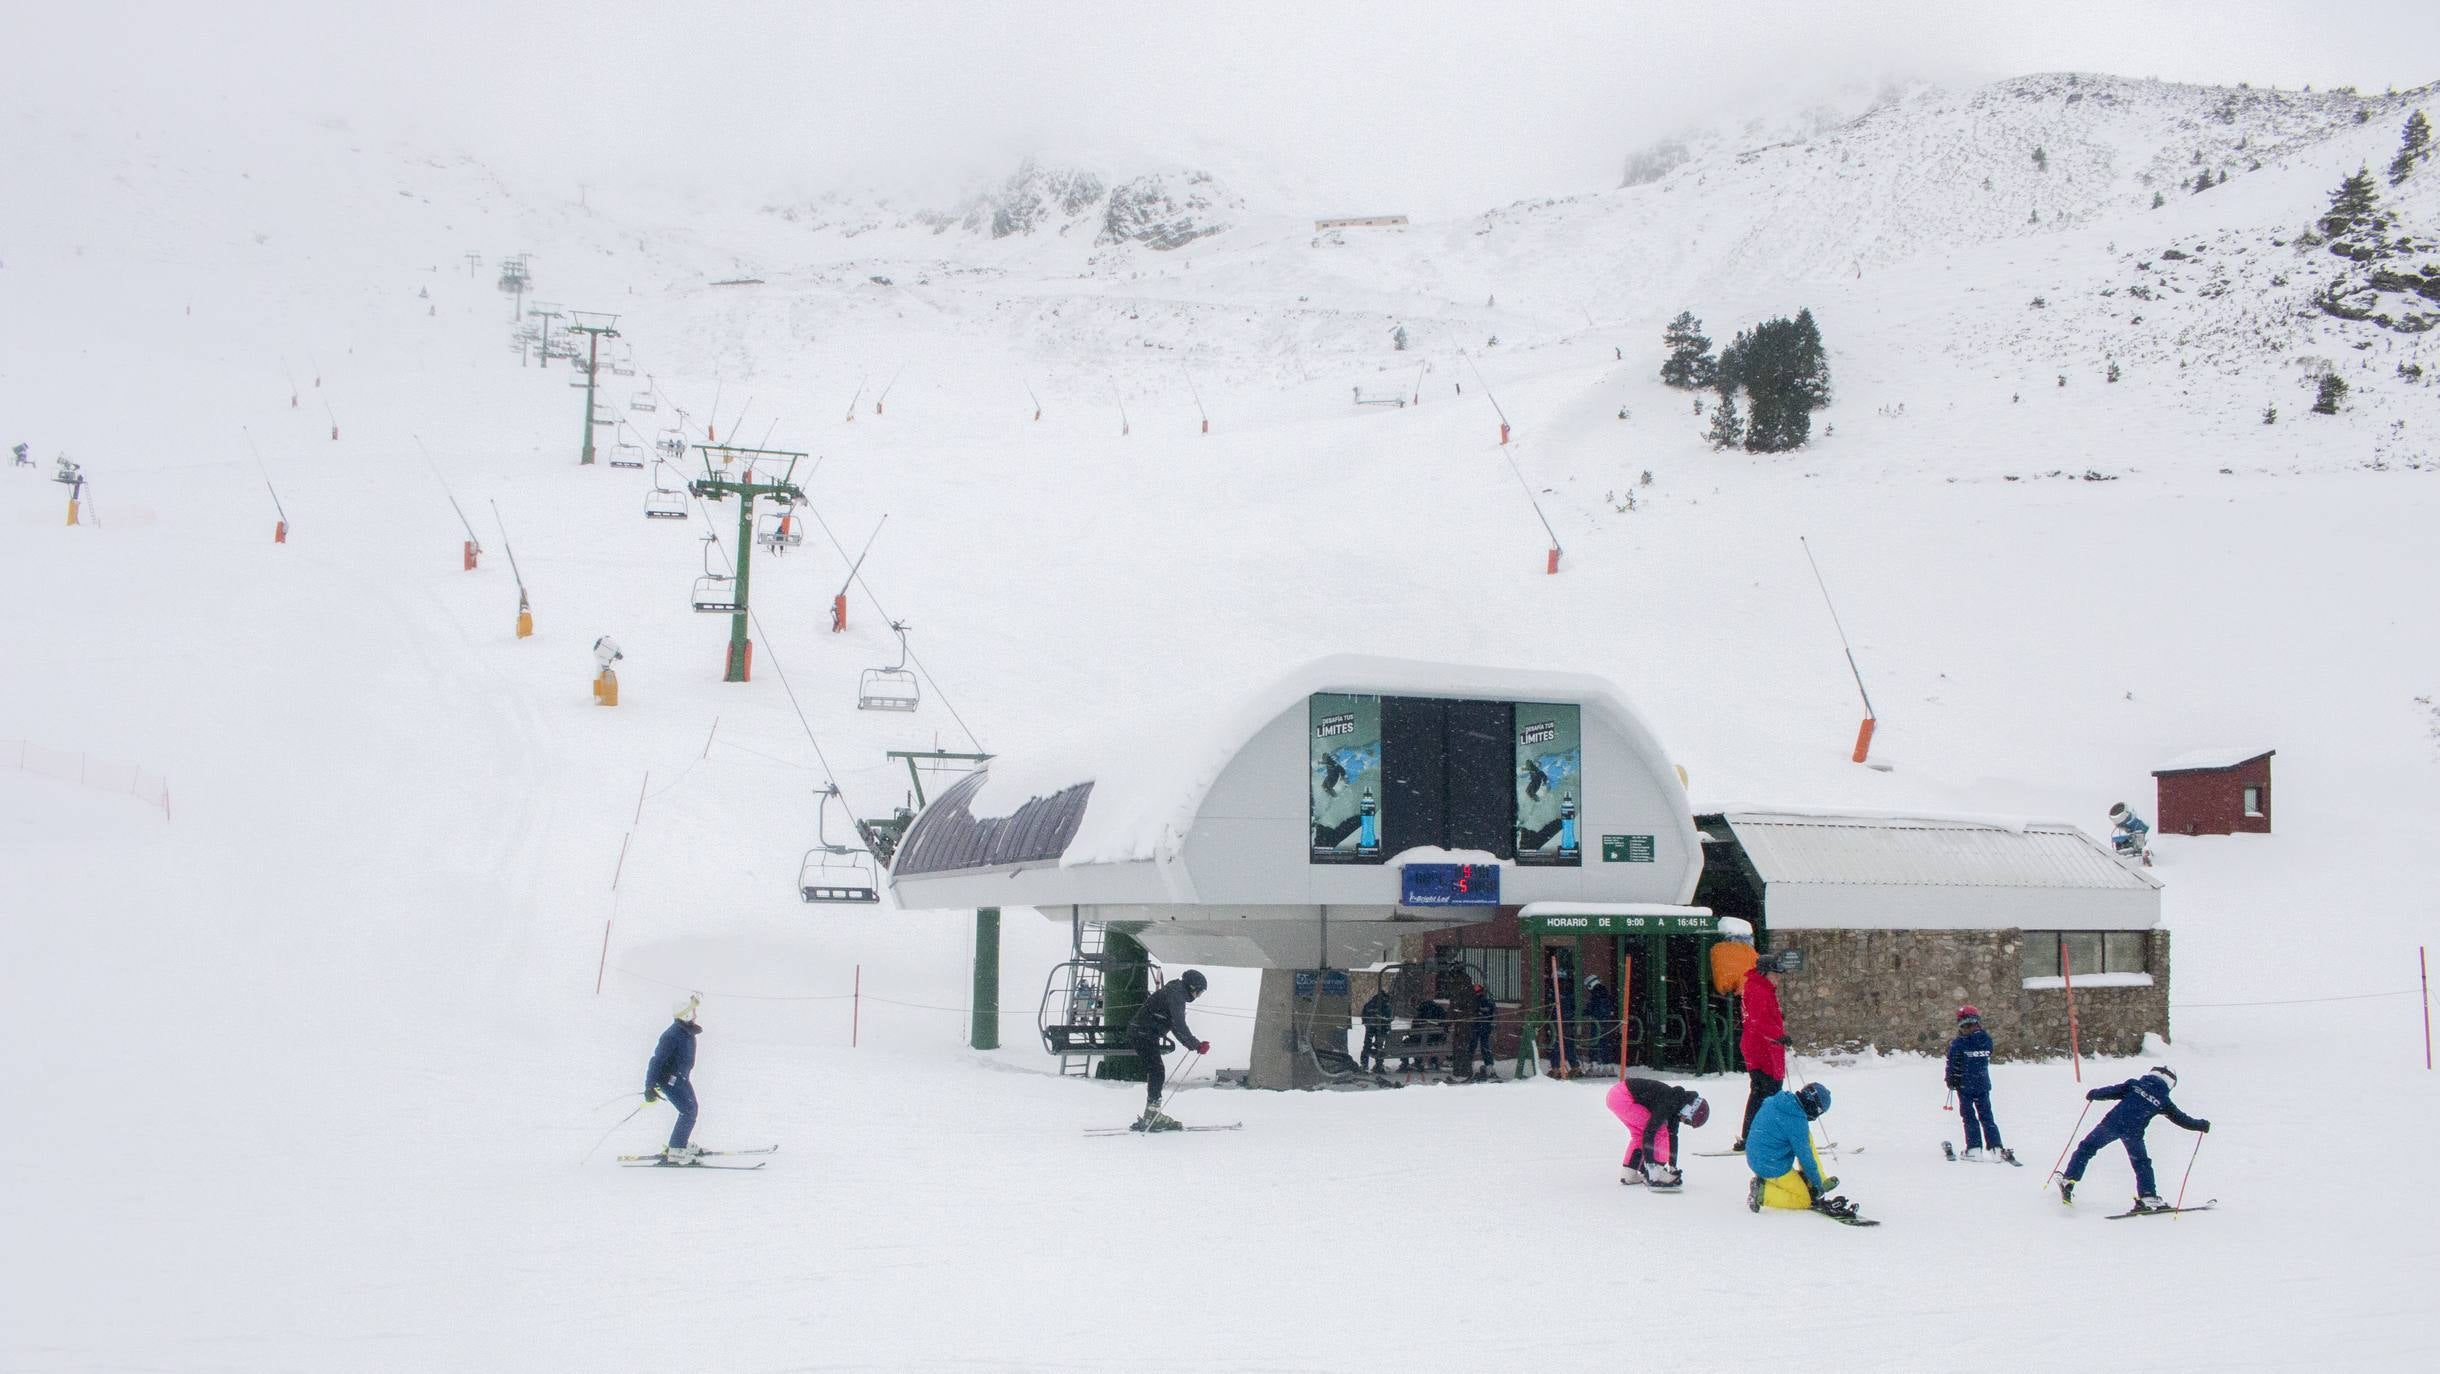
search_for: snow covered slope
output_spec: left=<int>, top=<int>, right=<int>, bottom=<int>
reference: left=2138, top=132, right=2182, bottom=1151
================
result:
left=4, top=70, right=2437, bottom=1370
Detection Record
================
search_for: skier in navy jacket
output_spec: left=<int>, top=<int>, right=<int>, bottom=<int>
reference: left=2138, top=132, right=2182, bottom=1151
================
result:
left=645, top=994, right=704, bottom=1162
left=1945, top=1006, right=2013, bottom=1162
left=2058, top=1065, right=2209, bottom=1210
left=1127, top=970, right=1210, bottom=1131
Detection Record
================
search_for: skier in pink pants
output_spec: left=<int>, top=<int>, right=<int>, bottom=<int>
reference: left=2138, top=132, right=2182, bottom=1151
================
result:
left=1607, top=1076, right=1710, bottom=1190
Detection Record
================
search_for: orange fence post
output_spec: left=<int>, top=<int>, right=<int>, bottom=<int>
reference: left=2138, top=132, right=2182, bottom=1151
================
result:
left=1851, top=716, right=1877, bottom=763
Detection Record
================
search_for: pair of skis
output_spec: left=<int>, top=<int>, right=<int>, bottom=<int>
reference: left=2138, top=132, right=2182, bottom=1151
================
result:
left=2104, top=1198, right=2216, bottom=1219
left=1941, top=1141, right=2024, bottom=1166
left=618, top=1145, right=777, bottom=1170
left=1085, top=1122, right=1243, bottom=1136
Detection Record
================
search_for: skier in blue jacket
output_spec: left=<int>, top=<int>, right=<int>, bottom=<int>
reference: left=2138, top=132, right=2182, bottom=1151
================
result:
left=1945, top=1005, right=2014, bottom=1163
left=1744, top=1082, right=1862, bottom=1219
left=645, top=994, right=705, bottom=1163
left=2057, top=1066, right=2210, bottom=1211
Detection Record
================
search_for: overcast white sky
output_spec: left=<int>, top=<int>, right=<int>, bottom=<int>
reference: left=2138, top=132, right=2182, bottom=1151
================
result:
left=11, top=1, right=2437, bottom=213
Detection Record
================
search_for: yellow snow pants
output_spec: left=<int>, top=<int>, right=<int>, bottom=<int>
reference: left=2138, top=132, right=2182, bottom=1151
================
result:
left=1760, top=1140, right=1824, bottom=1209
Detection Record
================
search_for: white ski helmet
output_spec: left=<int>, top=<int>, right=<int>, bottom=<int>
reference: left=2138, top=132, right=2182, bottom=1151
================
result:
left=674, top=993, right=701, bottom=1023
left=2149, top=1064, right=2177, bottom=1087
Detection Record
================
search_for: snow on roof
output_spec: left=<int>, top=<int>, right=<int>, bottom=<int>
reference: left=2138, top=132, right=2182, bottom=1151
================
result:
left=2152, top=747, right=2274, bottom=774
left=1720, top=811, right=2161, bottom=892
left=1516, top=902, right=1713, bottom=919
left=955, top=654, right=1681, bottom=871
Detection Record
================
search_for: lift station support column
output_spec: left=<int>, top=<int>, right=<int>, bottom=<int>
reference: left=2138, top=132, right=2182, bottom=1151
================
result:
left=970, top=907, right=1001, bottom=1050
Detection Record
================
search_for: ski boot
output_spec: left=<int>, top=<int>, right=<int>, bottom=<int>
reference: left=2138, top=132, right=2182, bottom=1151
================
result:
left=1962, top=1147, right=1984, bottom=1162
left=1618, top=1169, right=1645, bottom=1186
left=1997, top=1148, right=2019, bottom=1166
left=2056, top=1176, right=2077, bottom=1204
left=1135, top=1108, right=1184, bottom=1133
left=1747, top=1177, right=1765, bottom=1213
left=2131, top=1193, right=2168, bottom=1214
left=1646, top=1164, right=1684, bottom=1191
left=661, top=1144, right=703, bottom=1165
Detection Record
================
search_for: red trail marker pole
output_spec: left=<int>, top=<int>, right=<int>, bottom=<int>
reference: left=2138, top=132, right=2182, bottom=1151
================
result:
left=2421, top=945, right=2430, bottom=1070
left=853, top=965, right=862, bottom=1049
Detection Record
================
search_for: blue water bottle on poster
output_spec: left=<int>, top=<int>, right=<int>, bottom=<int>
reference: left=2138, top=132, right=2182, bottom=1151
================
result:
left=1359, top=790, right=1378, bottom=851
left=1560, top=793, right=1577, bottom=854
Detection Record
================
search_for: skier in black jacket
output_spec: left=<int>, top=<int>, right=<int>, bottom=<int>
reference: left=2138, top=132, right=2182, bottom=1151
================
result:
left=1359, top=987, right=1395, bottom=1073
left=1127, top=970, right=1210, bottom=1131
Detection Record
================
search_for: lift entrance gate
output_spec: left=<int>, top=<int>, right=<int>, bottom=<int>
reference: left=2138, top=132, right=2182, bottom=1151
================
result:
left=1517, top=908, right=1734, bottom=1077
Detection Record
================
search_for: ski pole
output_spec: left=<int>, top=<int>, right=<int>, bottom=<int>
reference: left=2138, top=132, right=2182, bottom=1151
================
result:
left=2044, top=1102, right=2093, bottom=1189
left=2173, top=1131, right=2204, bottom=1216
left=592, top=1090, right=642, bottom=1111
left=584, top=1098, right=651, bottom=1162
left=1943, top=1089, right=1955, bottom=1112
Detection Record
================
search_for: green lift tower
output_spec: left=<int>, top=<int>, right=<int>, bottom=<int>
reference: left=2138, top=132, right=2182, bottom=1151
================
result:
left=687, top=445, right=808, bottom=682
left=567, top=312, right=620, bottom=466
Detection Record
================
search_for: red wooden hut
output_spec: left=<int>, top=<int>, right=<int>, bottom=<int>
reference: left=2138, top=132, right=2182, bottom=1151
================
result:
left=2151, top=748, right=2274, bottom=836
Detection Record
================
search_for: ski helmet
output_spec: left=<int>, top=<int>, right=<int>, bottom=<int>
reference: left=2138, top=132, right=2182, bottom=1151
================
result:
left=1715, top=916, right=1755, bottom=942
left=1180, top=969, right=1208, bottom=999
left=1681, top=1096, right=1711, bottom=1129
left=2149, top=1065, right=2177, bottom=1087
left=1956, top=1004, right=1982, bottom=1023
left=1797, top=1082, right=1833, bottom=1119
left=674, top=993, right=701, bottom=1023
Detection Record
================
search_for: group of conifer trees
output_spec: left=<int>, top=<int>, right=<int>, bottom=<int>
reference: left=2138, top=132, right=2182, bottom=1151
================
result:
left=1661, top=309, right=1831, bottom=452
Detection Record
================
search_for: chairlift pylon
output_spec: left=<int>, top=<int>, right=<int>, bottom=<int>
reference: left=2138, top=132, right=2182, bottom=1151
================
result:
left=857, top=621, right=920, bottom=712
left=800, top=784, right=881, bottom=904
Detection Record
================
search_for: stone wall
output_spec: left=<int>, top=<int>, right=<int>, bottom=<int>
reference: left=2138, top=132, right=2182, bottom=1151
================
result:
left=1769, top=928, right=2170, bottom=1061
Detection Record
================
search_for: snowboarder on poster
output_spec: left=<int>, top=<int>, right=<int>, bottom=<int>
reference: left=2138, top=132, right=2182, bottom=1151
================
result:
left=1360, top=986, right=1395, bottom=1073
left=1609, top=1076, right=1708, bottom=1188
left=1514, top=756, right=1578, bottom=860
left=1945, top=1006, right=2014, bottom=1162
left=2108, top=802, right=2152, bottom=862
left=1733, top=960, right=1789, bottom=1149
left=1310, top=749, right=1376, bottom=855
left=1127, top=969, right=1210, bottom=1131
left=1744, top=1082, right=1861, bottom=1219
left=2057, top=1066, right=2209, bottom=1211
left=644, top=994, right=705, bottom=1163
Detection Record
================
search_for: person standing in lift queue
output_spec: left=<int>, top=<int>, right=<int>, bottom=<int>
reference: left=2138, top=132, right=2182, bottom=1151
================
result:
left=1734, top=955, right=1790, bottom=1151
left=1127, top=969, right=1210, bottom=1132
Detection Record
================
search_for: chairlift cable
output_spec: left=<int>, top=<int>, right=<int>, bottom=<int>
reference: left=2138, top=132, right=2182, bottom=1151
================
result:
left=803, top=504, right=986, bottom=753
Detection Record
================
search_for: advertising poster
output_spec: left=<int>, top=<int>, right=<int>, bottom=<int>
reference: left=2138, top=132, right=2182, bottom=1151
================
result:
left=1514, top=703, right=1582, bottom=866
left=1309, top=693, right=1383, bottom=862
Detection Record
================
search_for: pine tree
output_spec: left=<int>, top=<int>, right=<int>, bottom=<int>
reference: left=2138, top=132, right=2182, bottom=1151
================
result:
left=2032, top=146, right=2048, bottom=171
left=1659, top=311, right=1715, bottom=388
left=2319, top=167, right=2386, bottom=242
left=2312, top=374, right=2348, bottom=413
left=1791, top=308, right=1831, bottom=409
left=2151, top=191, right=2165, bottom=208
left=1703, top=386, right=1744, bottom=449
left=2392, top=110, right=2431, bottom=185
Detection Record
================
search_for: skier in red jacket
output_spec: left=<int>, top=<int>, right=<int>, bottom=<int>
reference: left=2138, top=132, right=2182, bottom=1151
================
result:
left=1734, top=963, right=1790, bottom=1151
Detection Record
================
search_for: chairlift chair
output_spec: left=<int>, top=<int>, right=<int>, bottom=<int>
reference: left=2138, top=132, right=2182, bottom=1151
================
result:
left=609, top=441, right=646, bottom=469
left=756, top=504, right=804, bottom=551
left=644, top=488, right=689, bottom=520
left=800, top=785, right=881, bottom=904
left=631, top=390, right=658, bottom=412
left=857, top=621, right=920, bottom=712
left=691, top=574, right=739, bottom=613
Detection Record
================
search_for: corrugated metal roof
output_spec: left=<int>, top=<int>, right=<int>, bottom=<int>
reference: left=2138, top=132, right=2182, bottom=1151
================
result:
left=891, top=771, right=1095, bottom=878
left=1722, top=813, right=2158, bottom=891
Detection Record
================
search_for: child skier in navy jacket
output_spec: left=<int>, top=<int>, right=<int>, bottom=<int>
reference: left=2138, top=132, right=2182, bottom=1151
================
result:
left=1944, top=1006, right=2013, bottom=1163
left=2058, top=1066, right=2210, bottom=1211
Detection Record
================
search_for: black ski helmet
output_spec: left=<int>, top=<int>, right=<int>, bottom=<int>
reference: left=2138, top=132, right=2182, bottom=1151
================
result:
left=1180, top=969, right=1208, bottom=999
left=1797, top=1082, right=1833, bottom=1119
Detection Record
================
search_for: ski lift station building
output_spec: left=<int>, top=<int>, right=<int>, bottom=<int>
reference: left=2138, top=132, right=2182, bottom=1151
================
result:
left=887, top=657, right=2167, bottom=1087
